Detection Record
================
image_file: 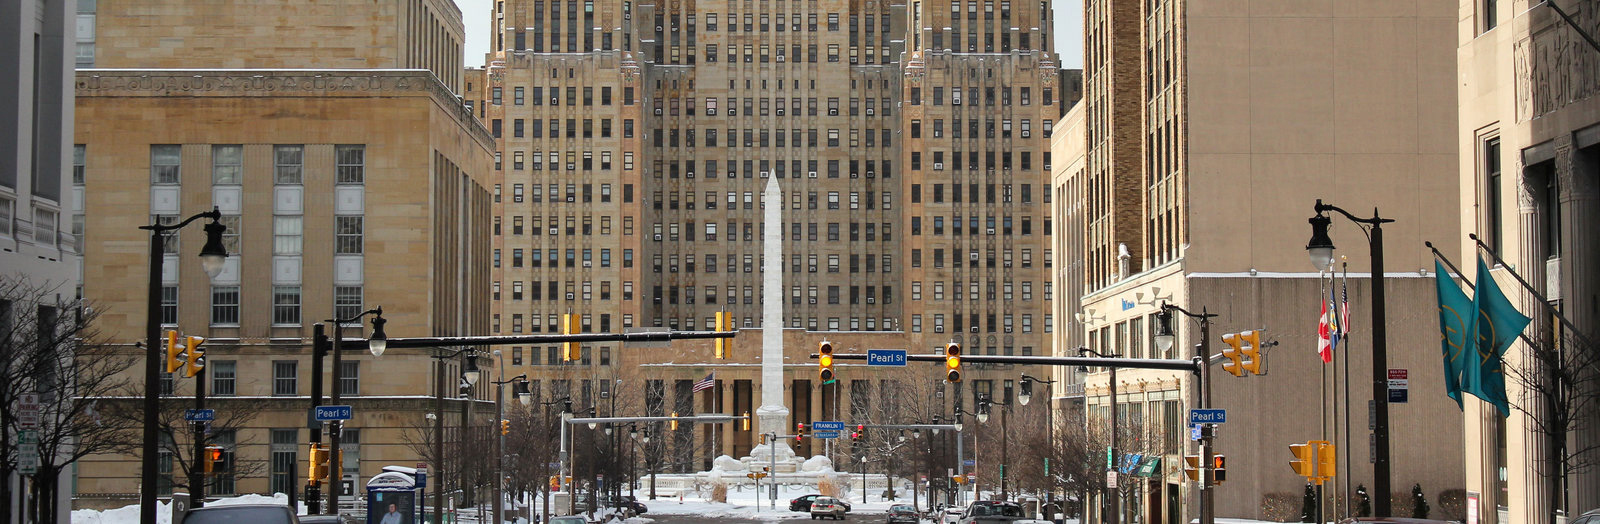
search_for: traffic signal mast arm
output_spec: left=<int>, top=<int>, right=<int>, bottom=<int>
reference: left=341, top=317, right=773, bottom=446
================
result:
left=329, top=328, right=738, bottom=351
left=815, top=352, right=1204, bottom=373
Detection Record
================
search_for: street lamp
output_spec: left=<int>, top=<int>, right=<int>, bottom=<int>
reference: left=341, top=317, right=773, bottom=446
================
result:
left=1079, top=346, right=1121, bottom=524
left=976, top=393, right=1012, bottom=500
left=139, top=207, right=227, bottom=523
left=1153, top=309, right=1175, bottom=354
left=367, top=315, right=388, bottom=357
left=490, top=370, right=531, bottom=524
left=462, top=354, right=482, bottom=386
left=1018, top=375, right=1056, bottom=406
left=324, top=305, right=384, bottom=515
left=428, top=347, right=482, bottom=524
left=513, top=379, right=533, bottom=406
left=1308, top=199, right=1395, bottom=516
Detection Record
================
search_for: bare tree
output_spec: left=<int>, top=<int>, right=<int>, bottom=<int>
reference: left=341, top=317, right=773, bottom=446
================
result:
left=1504, top=325, right=1600, bottom=517
left=1, top=278, right=142, bottom=524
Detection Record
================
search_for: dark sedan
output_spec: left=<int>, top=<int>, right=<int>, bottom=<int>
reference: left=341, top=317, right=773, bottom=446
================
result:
left=790, top=494, right=852, bottom=513
left=887, top=504, right=919, bottom=523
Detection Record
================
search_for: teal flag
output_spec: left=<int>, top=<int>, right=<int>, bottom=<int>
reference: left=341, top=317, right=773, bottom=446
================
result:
left=1464, top=257, right=1531, bottom=418
left=1434, top=260, right=1472, bottom=408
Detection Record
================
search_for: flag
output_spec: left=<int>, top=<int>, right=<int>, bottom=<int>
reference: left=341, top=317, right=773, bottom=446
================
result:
left=1434, top=260, right=1472, bottom=408
left=1317, top=283, right=1333, bottom=364
left=693, top=372, right=716, bottom=393
left=1327, top=285, right=1342, bottom=353
left=1339, top=273, right=1351, bottom=341
left=1463, top=256, right=1531, bottom=418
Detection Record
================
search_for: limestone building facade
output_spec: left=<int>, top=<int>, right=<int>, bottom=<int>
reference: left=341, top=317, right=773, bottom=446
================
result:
left=1056, top=0, right=1466, bottom=521
left=1456, top=0, right=1600, bottom=521
left=71, top=0, right=495, bottom=506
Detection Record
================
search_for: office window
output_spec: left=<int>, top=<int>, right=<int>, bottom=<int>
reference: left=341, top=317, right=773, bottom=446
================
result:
left=270, top=429, right=298, bottom=496
left=273, top=285, right=301, bottom=325
left=336, top=145, right=365, bottom=184
left=274, top=145, right=304, bottom=184
left=211, top=286, right=240, bottom=325
left=1481, top=0, right=1497, bottom=32
left=334, top=286, right=363, bottom=322
left=212, top=145, right=242, bottom=184
left=1484, top=137, right=1502, bottom=253
left=73, top=145, right=86, bottom=184
left=273, top=361, right=298, bottom=396
left=211, top=360, right=237, bottom=396
left=335, top=216, right=364, bottom=254
left=161, top=285, right=179, bottom=325
left=150, top=145, right=181, bottom=184
left=274, top=216, right=303, bottom=255
left=340, top=361, right=359, bottom=396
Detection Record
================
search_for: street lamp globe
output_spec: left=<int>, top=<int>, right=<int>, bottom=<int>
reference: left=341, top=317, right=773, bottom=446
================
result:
left=368, top=314, right=388, bottom=357
left=604, top=425, right=613, bottom=436
left=1154, top=310, right=1175, bottom=353
left=462, top=355, right=482, bottom=386
left=199, top=218, right=230, bottom=279
left=1307, top=213, right=1336, bottom=272
left=976, top=403, right=991, bottom=424
left=514, top=379, right=533, bottom=406
left=1018, top=382, right=1032, bottom=406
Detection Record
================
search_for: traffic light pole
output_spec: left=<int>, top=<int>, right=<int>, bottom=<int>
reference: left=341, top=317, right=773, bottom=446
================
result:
left=307, top=323, right=326, bottom=514
left=190, top=365, right=207, bottom=508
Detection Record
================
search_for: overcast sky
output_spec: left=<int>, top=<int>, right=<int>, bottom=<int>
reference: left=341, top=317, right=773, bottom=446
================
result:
left=456, top=0, right=1083, bottom=70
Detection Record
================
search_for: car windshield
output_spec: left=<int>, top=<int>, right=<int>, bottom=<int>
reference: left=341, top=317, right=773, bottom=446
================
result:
left=973, top=504, right=1023, bottom=517
left=892, top=505, right=915, bottom=513
left=183, top=507, right=292, bottom=524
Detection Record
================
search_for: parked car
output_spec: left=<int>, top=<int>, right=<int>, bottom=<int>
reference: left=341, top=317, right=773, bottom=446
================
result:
left=599, top=495, right=648, bottom=516
left=790, top=493, right=852, bottom=512
left=887, top=504, right=919, bottom=523
left=1573, top=508, right=1600, bottom=524
left=942, top=506, right=966, bottom=523
left=1334, top=519, right=1460, bottom=524
left=182, top=504, right=299, bottom=524
left=957, top=501, right=1025, bottom=524
left=810, top=496, right=848, bottom=520
left=548, top=516, right=587, bottom=524
left=298, top=516, right=358, bottom=524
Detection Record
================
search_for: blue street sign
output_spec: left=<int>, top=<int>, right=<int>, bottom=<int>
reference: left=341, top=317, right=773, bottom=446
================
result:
left=866, top=349, right=909, bottom=366
left=1188, top=408, right=1227, bottom=425
left=813, top=430, right=840, bottom=439
left=314, top=405, right=353, bottom=421
left=416, top=471, right=426, bottom=489
left=963, top=459, right=976, bottom=467
left=811, top=421, right=846, bottom=431
left=184, top=409, right=216, bottom=422
left=1190, top=425, right=1203, bottom=441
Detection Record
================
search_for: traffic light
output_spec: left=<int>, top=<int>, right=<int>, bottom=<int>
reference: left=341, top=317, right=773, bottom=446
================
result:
left=501, top=419, right=511, bottom=435
left=852, top=424, right=864, bottom=439
left=203, top=445, right=225, bottom=474
left=818, top=340, right=835, bottom=384
left=1239, top=329, right=1264, bottom=375
left=1219, top=332, right=1245, bottom=377
left=308, top=444, right=329, bottom=483
left=669, top=411, right=679, bottom=431
left=165, top=330, right=184, bottom=374
left=714, top=311, right=732, bottom=358
left=796, top=433, right=804, bottom=444
left=1289, top=442, right=1317, bottom=478
left=944, top=341, right=962, bottom=383
left=1212, top=455, right=1227, bottom=483
left=1316, top=442, right=1336, bottom=480
left=742, top=411, right=751, bottom=431
left=562, top=313, right=580, bottom=361
left=1183, top=455, right=1200, bottom=481
left=183, top=335, right=206, bottom=378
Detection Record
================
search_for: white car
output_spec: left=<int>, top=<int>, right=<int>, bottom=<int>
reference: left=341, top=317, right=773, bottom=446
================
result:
left=943, top=507, right=966, bottom=523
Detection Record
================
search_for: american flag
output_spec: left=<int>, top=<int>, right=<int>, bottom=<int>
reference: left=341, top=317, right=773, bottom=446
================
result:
left=693, top=372, right=716, bottom=392
left=1339, top=275, right=1351, bottom=342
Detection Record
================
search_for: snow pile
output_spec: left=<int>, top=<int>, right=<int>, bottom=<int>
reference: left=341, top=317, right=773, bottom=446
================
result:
left=72, top=494, right=299, bottom=524
left=799, top=455, right=834, bottom=473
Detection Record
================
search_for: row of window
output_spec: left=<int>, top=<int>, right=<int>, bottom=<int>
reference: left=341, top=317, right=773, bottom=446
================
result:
left=505, top=344, right=615, bottom=366
left=697, top=43, right=892, bottom=65
left=910, top=280, right=1050, bottom=302
left=500, top=248, right=625, bottom=269
left=157, top=284, right=364, bottom=327
left=496, top=312, right=622, bottom=335
left=910, top=119, right=1052, bottom=139
left=146, top=144, right=365, bottom=185
left=909, top=313, right=1053, bottom=334
left=645, top=158, right=895, bottom=180
left=910, top=183, right=1045, bottom=204
left=908, top=248, right=1049, bottom=270
left=911, top=150, right=1052, bottom=172
left=166, top=359, right=360, bottom=397
left=910, top=215, right=1042, bottom=236
left=909, top=86, right=1055, bottom=107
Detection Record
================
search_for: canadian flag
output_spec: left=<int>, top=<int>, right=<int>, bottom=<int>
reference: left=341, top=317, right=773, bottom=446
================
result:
left=1317, top=291, right=1333, bottom=364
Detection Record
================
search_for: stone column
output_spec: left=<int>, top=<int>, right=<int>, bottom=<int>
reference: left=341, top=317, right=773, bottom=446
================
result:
left=1558, top=143, right=1600, bottom=515
left=1514, top=162, right=1551, bottom=524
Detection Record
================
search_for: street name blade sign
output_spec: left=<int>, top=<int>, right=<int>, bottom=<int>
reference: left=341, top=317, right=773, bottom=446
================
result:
left=314, top=405, right=353, bottom=421
left=1188, top=408, right=1227, bottom=425
left=184, top=409, right=216, bottom=422
left=811, top=421, right=846, bottom=431
left=813, top=430, right=840, bottom=439
left=866, top=349, right=908, bottom=366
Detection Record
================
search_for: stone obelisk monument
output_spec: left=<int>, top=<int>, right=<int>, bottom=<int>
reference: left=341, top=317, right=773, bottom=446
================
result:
left=753, top=177, right=794, bottom=461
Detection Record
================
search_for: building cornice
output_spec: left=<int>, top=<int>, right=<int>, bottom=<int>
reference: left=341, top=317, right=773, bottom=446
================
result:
left=74, top=69, right=494, bottom=149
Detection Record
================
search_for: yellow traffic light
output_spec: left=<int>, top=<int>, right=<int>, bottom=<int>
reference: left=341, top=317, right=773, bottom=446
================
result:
left=165, top=330, right=184, bottom=374
left=308, top=444, right=328, bottom=483
left=183, top=335, right=206, bottom=378
left=669, top=411, right=679, bottom=431
left=562, top=313, right=580, bottom=361
left=818, top=340, right=835, bottom=384
left=1183, top=455, right=1201, bottom=481
left=1239, top=329, right=1263, bottom=375
left=501, top=419, right=511, bottom=435
left=741, top=411, right=751, bottom=431
left=1289, top=442, right=1317, bottom=478
left=1219, top=333, right=1245, bottom=377
left=714, top=312, right=732, bottom=358
left=944, top=341, right=962, bottom=383
left=1316, top=442, right=1336, bottom=480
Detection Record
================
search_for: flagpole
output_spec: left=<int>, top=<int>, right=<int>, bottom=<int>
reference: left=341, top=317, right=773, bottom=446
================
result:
left=1332, top=264, right=1343, bottom=520
left=1465, top=234, right=1596, bottom=347
left=1341, top=260, right=1353, bottom=520
left=1320, top=273, right=1330, bottom=522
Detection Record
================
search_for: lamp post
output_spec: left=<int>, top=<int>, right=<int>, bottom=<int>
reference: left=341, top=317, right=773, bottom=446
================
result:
left=428, top=347, right=481, bottom=524
left=536, top=396, right=572, bottom=521
left=1307, top=199, right=1394, bottom=516
left=490, top=368, right=530, bottom=524
left=1018, top=374, right=1055, bottom=513
left=324, top=306, right=385, bottom=515
left=1078, top=347, right=1120, bottom=524
left=1155, top=303, right=1216, bottom=524
left=975, top=392, right=1011, bottom=501
left=139, top=207, right=228, bottom=524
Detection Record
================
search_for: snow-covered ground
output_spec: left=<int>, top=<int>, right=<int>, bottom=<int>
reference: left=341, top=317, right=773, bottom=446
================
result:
left=71, top=493, right=304, bottom=524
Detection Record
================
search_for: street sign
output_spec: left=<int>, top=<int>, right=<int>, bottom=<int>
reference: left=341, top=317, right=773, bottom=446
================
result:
left=866, top=349, right=908, bottom=366
left=18, top=393, right=40, bottom=430
left=813, top=430, right=840, bottom=439
left=17, top=429, right=39, bottom=475
left=314, top=405, right=353, bottom=421
left=1105, top=471, right=1118, bottom=489
left=963, top=459, right=975, bottom=467
left=1190, top=425, right=1203, bottom=441
left=1188, top=408, right=1227, bottom=425
left=1388, top=369, right=1410, bottom=404
left=811, top=421, right=846, bottom=431
left=417, top=463, right=427, bottom=489
left=184, top=409, right=216, bottom=422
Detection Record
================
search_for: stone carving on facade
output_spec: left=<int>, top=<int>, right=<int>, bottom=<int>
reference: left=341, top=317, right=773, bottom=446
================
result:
left=1514, top=7, right=1600, bottom=122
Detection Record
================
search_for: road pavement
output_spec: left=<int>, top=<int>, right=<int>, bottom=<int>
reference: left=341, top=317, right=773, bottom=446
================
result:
left=639, top=510, right=888, bottom=523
